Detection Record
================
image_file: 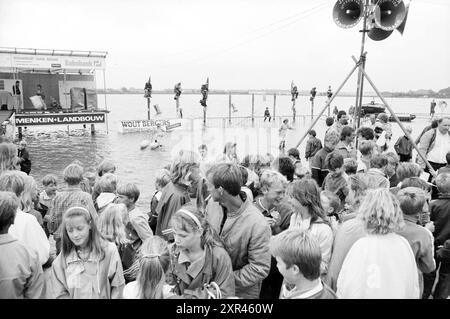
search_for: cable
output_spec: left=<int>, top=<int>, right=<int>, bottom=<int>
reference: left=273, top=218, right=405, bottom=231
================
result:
left=156, top=1, right=330, bottom=61
left=160, top=1, right=329, bottom=67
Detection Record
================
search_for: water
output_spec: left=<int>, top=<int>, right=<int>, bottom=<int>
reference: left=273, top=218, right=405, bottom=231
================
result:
left=21, top=93, right=450, bottom=211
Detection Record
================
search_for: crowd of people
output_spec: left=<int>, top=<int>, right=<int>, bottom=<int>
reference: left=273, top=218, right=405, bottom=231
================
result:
left=0, top=113, right=449, bottom=299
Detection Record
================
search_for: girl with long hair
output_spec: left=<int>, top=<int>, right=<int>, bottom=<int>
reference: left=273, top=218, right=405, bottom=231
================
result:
left=167, top=204, right=235, bottom=298
left=123, top=236, right=174, bottom=299
left=96, top=203, right=129, bottom=249
left=287, top=178, right=333, bottom=275
left=50, top=206, right=125, bottom=299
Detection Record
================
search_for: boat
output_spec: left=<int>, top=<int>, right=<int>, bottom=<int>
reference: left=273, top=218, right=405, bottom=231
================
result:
left=358, top=101, right=416, bottom=122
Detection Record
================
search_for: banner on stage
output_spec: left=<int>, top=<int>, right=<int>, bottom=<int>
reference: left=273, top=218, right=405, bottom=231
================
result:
left=15, top=112, right=106, bottom=126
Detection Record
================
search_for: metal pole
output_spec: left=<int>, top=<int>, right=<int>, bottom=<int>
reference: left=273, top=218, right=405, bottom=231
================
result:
left=273, top=94, right=276, bottom=120
left=228, top=93, right=231, bottom=125
left=251, top=94, right=255, bottom=126
left=355, top=0, right=369, bottom=134
left=294, top=62, right=359, bottom=149
left=102, top=69, right=109, bottom=134
left=351, top=56, right=437, bottom=178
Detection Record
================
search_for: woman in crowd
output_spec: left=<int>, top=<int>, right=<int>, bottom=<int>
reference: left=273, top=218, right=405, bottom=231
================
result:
left=167, top=204, right=235, bottom=298
left=155, top=150, right=199, bottom=241
left=0, top=142, right=19, bottom=173
left=336, top=188, right=420, bottom=298
left=287, top=178, right=333, bottom=276
left=50, top=206, right=125, bottom=299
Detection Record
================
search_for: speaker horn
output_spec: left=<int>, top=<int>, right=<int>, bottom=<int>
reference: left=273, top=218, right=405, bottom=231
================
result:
left=333, top=0, right=364, bottom=29
left=368, top=27, right=393, bottom=41
left=396, top=0, right=410, bottom=34
left=372, top=0, right=406, bottom=31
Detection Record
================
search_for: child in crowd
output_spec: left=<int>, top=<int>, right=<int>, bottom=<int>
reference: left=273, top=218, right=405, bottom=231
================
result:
left=342, top=158, right=357, bottom=176
left=270, top=229, right=337, bottom=299
left=396, top=187, right=436, bottom=297
left=39, top=174, right=58, bottom=214
left=149, top=169, right=171, bottom=234
left=96, top=203, right=130, bottom=254
left=167, top=204, right=235, bottom=298
left=304, top=130, right=322, bottom=167
left=116, top=183, right=153, bottom=282
left=322, top=152, right=349, bottom=206
left=50, top=206, right=125, bottom=298
left=117, top=183, right=152, bottom=244
left=95, top=173, right=118, bottom=214
left=287, top=179, right=333, bottom=276
left=320, top=190, right=342, bottom=231
left=123, top=236, right=174, bottom=299
left=394, top=126, right=414, bottom=162
left=357, top=140, right=376, bottom=173
left=0, top=191, right=45, bottom=299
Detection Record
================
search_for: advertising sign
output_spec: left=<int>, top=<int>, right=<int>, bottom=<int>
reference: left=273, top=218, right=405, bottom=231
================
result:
left=0, top=53, right=105, bottom=70
left=15, top=112, right=106, bottom=126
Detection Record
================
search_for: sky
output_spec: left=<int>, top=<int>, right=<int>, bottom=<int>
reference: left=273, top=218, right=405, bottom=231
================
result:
left=0, top=0, right=449, bottom=92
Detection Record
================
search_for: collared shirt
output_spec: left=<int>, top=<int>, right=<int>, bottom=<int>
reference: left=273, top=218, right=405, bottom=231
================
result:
left=47, top=186, right=97, bottom=238
left=280, top=280, right=323, bottom=299
left=178, top=250, right=206, bottom=281
left=0, top=233, right=45, bottom=299
left=427, top=130, right=450, bottom=164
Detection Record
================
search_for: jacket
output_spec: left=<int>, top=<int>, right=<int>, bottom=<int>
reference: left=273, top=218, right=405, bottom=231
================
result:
left=311, top=146, right=333, bottom=187
left=208, top=192, right=271, bottom=299
left=280, top=280, right=337, bottom=299
left=429, top=194, right=450, bottom=247
left=155, top=182, right=190, bottom=239
left=0, top=234, right=45, bottom=299
left=168, top=244, right=235, bottom=298
left=305, top=137, right=322, bottom=160
left=334, top=141, right=354, bottom=159
left=394, top=135, right=413, bottom=156
left=50, top=241, right=125, bottom=299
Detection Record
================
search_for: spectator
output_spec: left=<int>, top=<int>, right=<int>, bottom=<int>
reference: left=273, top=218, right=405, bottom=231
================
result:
left=396, top=187, right=436, bottom=297
left=205, top=163, right=271, bottom=299
left=270, top=229, right=337, bottom=299
left=0, top=171, right=50, bottom=266
left=367, top=154, right=390, bottom=189
left=311, top=131, right=340, bottom=187
left=394, top=126, right=414, bottom=162
left=17, top=140, right=31, bottom=175
left=336, top=189, right=419, bottom=298
left=0, top=191, right=45, bottom=299
left=47, top=163, right=97, bottom=255
left=305, top=130, right=322, bottom=166
left=335, top=126, right=356, bottom=159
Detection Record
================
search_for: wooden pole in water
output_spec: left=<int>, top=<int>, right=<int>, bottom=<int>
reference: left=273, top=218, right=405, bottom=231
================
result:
left=310, top=99, right=314, bottom=122
left=251, top=94, right=255, bottom=127
left=273, top=94, right=276, bottom=122
left=18, top=127, right=22, bottom=140
left=203, top=107, right=206, bottom=126
left=147, top=97, right=151, bottom=120
left=228, top=93, right=231, bottom=125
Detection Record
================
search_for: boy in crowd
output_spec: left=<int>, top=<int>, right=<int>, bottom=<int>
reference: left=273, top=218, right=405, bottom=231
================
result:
left=396, top=187, right=436, bottom=297
left=270, top=229, right=337, bottom=299
left=116, top=182, right=153, bottom=243
left=304, top=130, right=322, bottom=167
left=394, top=126, right=414, bottom=162
left=17, top=140, right=31, bottom=175
left=149, top=169, right=171, bottom=234
left=39, top=174, right=58, bottom=236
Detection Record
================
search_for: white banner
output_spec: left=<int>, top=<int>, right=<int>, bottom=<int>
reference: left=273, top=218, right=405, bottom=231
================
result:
left=0, top=53, right=105, bottom=70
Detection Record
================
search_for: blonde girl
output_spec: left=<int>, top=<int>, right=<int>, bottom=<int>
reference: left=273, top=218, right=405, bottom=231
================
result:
left=123, top=236, right=173, bottom=299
